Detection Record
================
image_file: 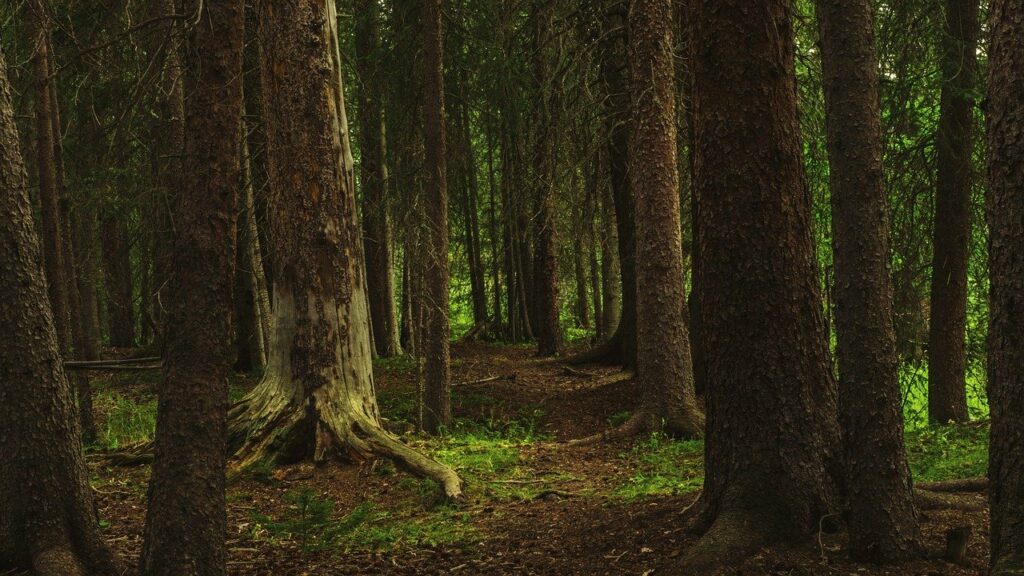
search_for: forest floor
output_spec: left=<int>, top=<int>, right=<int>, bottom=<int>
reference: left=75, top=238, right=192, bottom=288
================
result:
left=78, top=341, right=990, bottom=575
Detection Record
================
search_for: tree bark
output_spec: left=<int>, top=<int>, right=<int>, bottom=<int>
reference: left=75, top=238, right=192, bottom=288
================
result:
left=927, top=0, right=980, bottom=425
left=241, top=106, right=270, bottom=365
left=355, top=0, right=402, bottom=358
left=0, top=43, right=121, bottom=576
left=628, top=0, right=703, bottom=439
left=985, top=2, right=1024, bottom=572
left=228, top=0, right=461, bottom=499
left=421, top=0, right=452, bottom=433
left=816, top=0, right=921, bottom=561
left=681, top=0, right=841, bottom=570
left=139, top=1, right=244, bottom=574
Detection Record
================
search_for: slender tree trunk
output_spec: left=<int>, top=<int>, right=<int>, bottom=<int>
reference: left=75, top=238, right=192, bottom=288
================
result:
left=228, top=0, right=461, bottom=499
left=100, top=210, right=134, bottom=348
left=600, top=182, right=621, bottom=338
left=0, top=43, right=122, bottom=576
left=928, top=0, right=979, bottom=425
left=459, top=85, right=488, bottom=327
left=680, top=0, right=841, bottom=570
left=487, top=137, right=503, bottom=328
left=139, top=1, right=243, bottom=574
left=421, top=0, right=452, bottom=433
left=985, top=2, right=1024, bottom=572
left=73, top=197, right=102, bottom=356
left=30, top=0, right=71, bottom=354
left=629, top=0, right=703, bottom=438
left=355, top=0, right=402, bottom=357
left=241, top=107, right=270, bottom=363
left=816, top=0, right=921, bottom=560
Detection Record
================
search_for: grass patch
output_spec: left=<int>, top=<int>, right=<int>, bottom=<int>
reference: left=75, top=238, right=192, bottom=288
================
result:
left=248, top=489, right=476, bottom=552
left=613, top=434, right=703, bottom=501
left=906, top=423, right=988, bottom=483
left=92, top=390, right=157, bottom=449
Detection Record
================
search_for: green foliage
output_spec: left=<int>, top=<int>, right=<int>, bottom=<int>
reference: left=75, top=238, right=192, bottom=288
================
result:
left=613, top=434, right=704, bottom=501
left=249, top=489, right=476, bottom=552
left=906, top=423, right=989, bottom=483
left=92, top=390, right=156, bottom=449
left=899, top=362, right=990, bottom=430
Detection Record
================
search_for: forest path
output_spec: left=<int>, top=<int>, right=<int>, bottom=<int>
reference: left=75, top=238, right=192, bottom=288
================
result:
left=84, top=342, right=988, bottom=575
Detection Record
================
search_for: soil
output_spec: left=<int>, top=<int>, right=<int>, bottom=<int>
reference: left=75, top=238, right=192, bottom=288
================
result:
left=73, top=343, right=991, bottom=575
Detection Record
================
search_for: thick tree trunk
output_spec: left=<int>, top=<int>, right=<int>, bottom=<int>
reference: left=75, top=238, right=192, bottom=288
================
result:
left=629, top=0, right=703, bottom=439
left=681, top=0, right=841, bottom=570
left=0, top=44, right=121, bottom=576
left=229, top=0, right=461, bottom=499
left=355, top=0, right=402, bottom=358
left=985, top=2, right=1024, bottom=572
left=421, top=0, right=452, bottom=433
left=816, top=0, right=921, bottom=561
left=927, top=0, right=979, bottom=425
left=138, top=1, right=243, bottom=574
left=100, top=210, right=134, bottom=348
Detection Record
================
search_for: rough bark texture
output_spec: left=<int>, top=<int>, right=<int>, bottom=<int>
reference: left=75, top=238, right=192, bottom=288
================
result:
left=228, top=0, right=461, bottom=500
left=422, top=0, right=452, bottom=433
left=138, top=1, right=243, bottom=574
left=986, top=2, right=1024, bottom=573
left=816, top=0, right=921, bottom=561
left=355, top=0, right=402, bottom=358
left=240, top=108, right=270, bottom=367
left=682, top=0, right=841, bottom=570
left=0, top=44, right=121, bottom=576
left=629, top=0, right=703, bottom=439
left=927, top=0, right=979, bottom=425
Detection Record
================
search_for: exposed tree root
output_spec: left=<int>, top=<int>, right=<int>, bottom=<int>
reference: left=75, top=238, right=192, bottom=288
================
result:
left=228, top=387, right=464, bottom=501
left=916, top=477, right=987, bottom=493
left=914, top=488, right=984, bottom=511
left=562, top=337, right=623, bottom=366
left=675, top=508, right=778, bottom=574
left=567, top=406, right=703, bottom=446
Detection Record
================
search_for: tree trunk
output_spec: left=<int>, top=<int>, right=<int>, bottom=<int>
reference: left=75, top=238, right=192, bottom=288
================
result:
left=600, top=181, right=621, bottom=338
left=241, top=106, right=271, bottom=363
left=0, top=43, right=121, bottom=576
left=421, top=0, right=452, bottom=433
left=100, top=210, right=134, bottom=348
left=985, top=2, right=1024, bottom=572
left=355, top=0, right=402, bottom=358
left=138, top=1, right=243, bottom=574
left=228, top=0, right=461, bottom=499
left=680, top=0, right=841, bottom=570
left=30, top=0, right=71, bottom=354
left=816, top=0, right=921, bottom=560
left=927, top=0, right=979, bottom=425
left=629, top=0, right=703, bottom=439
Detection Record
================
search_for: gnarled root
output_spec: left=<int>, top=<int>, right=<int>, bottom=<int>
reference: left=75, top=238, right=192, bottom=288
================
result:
left=228, top=390, right=464, bottom=501
left=562, top=336, right=623, bottom=366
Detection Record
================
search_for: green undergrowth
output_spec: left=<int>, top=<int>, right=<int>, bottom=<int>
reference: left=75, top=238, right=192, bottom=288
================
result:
left=613, top=433, right=704, bottom=501
left=905, top=422, right=989, bottom=483
left=91, top=389, right=157, bottom=449
left=900, top=362, right=989, bottom=429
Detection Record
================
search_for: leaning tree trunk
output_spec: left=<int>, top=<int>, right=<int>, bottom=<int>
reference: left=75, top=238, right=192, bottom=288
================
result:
left=928, top=0, right=979, bottom=425
left=985, top=1, right=1024, bottom=572
left=355, top=0, right=402, bottom=358
left=0, top=43, right=121, bottom=576
left=139, top=1, right=243, bottom=575
left=229, top=0, right=461, bottom=499
left=627, top=0, right=703, bottom=439
left=816, top=0, right=920, bottom=561
left=680, top=0, right=841, bottom=571
left=421, top=0, right=453, bottom=433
